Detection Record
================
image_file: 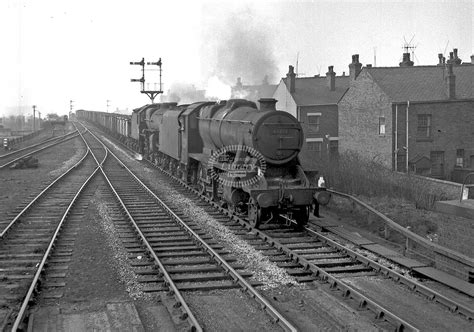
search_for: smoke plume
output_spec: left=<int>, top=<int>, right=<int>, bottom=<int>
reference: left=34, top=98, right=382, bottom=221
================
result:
left=201, top=6, right=278, bottom=86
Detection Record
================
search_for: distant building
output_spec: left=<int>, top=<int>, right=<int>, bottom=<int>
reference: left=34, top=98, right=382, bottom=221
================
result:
left=231, top=76, right=277, bottom=103
left=273, top=65, right=350, bottom=170
left=339, top=50, right=474, bottom=180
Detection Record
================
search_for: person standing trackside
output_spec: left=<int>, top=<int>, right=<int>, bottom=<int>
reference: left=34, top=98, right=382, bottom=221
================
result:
left=313, top=176, right=326, bottom=218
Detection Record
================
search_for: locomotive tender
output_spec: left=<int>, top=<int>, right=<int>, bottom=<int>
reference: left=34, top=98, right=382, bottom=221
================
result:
left=76, top=98, right=330, bottom=228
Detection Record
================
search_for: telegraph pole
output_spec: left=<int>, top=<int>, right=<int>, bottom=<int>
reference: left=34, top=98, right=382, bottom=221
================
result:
left=32, top=105, right=36, bottom=132
left=130, top=57, right=163, bottom=103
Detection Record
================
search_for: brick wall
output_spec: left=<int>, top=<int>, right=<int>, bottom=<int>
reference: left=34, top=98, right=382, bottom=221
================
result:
left=403, top=101, right=474, bottom=180
left=298, top=104, right=338, bottom=170
left=339, top=70, right=393, bottom=166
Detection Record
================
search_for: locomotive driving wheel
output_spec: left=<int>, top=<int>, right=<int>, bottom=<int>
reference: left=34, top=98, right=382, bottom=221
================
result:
left=248, top=198, right=261, bottom=229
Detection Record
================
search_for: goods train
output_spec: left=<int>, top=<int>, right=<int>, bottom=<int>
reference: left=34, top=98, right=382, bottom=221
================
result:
left=76, top=98, right=330, bottom=228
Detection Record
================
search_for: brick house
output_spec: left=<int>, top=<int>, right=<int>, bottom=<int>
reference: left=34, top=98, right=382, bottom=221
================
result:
left=273, top=65, right=350, bottom=170
left=339, top=52, right=474, bottom=180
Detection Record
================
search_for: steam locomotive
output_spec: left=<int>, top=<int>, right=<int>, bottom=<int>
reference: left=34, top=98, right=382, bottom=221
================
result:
left=76, top=98, right=330, bottom=228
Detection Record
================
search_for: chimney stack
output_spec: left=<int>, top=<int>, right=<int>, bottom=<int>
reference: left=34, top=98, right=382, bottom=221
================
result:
left=236, top=77, right=243, bottom=88
left=287, top=65, right=296, bottom=93
left=349, top=54, right=362, bottom=81
left=326, top=66, right=336, bottom=91
left=399, top=53, right=414, bottom=67
left=447, top=51, right=454, bottom=64
left=446, top=63, right=456, bottom=99
left=258, top=98, right=277, bottom=112
left=453, top=48, right=462, bottom=65
left=437, top=53, right=444, bottom=66
left=471, top=55, right=474, bottom=64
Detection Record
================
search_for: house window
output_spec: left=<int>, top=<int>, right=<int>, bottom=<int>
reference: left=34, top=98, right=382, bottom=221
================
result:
left=329, top=140, right=338, bottom=155
left=378, top=116, right=385, bottom=135
left=307, top=114, right=320, bottom=132
left=456, top=149, right=464, bottom=167
left=417, top=114, right=432, bottom=138
left=307, top=141, right=322, bottom=157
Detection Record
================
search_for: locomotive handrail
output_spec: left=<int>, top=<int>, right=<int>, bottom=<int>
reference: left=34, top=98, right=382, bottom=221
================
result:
left=196, top=117, right=252, bottom=124
left=262, top=123, right=301, bottom=127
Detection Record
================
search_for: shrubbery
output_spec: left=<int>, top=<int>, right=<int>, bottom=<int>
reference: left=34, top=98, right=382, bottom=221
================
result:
left=318, top=151, right=450, bottom=210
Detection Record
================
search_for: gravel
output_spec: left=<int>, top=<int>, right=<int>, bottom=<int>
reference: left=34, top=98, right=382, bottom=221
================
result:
left=92, top=190, right=160, bottom=301
left=103, top=139, right=300, bottom=290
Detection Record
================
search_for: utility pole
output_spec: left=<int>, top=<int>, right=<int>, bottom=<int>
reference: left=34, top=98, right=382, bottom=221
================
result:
left=32, top=105, right=36, bottom=132
left=38, top=111, right=41, bottom=130
left=130, top=57, right=163, bottom=103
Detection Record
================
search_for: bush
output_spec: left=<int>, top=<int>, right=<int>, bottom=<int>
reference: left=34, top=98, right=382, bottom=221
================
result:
left=318, top=151, right=449, bottom=210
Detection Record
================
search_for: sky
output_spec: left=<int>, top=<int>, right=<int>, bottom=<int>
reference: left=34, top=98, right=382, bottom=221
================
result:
left=0, top=0, right=472, bottom=117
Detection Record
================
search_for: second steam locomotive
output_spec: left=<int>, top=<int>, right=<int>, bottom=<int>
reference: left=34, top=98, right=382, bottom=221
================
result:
left=76, top=98, right=330, bottom=228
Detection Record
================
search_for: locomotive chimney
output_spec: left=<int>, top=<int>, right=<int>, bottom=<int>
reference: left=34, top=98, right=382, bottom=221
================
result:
left=287, top=65, right=296, bottom=93
left=326, top=66, right=336, bottom=91
left=258, top=98, right=277, bottom=111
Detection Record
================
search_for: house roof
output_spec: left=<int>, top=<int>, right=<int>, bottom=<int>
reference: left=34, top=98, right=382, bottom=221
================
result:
left=283, top=76, right=350, bottom=105
left=366, top=65, right=474, bottom=103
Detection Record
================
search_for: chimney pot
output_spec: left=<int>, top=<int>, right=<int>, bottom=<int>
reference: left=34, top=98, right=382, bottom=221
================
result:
left=366, top=64, right=372, bottom=68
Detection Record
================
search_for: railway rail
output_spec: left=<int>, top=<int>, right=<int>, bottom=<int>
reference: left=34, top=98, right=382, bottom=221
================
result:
left=0, top=129, right=104, bottom=330
left=0, top=131, right=79, bottom=169
left=82, top=122, right=425, bottom=331
left=81, top=127, right=298, bottom=332
left=83, top=121, right=474, bottom=331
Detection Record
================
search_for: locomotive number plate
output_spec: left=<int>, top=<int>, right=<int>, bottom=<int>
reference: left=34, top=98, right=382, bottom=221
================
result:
left=272, top=128, right=289, bottom=135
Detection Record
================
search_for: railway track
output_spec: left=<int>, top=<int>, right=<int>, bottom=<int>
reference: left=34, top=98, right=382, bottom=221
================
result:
left=82, top=122, right=474, bottom=331
left=0, top=131, right=80, bottom=169
left=81, top=124, right=420, bottom=331
left=0, top=129, right=104, bottom=330
left=81, top=128, right=298, bottom=331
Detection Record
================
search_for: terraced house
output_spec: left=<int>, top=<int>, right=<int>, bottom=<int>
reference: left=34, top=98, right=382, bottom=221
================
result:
left=339, top=51, right=474, bottom=181
left=273, top=65, right=350, bottom=170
